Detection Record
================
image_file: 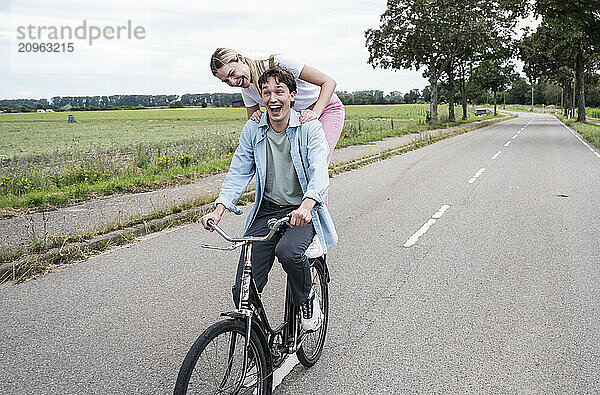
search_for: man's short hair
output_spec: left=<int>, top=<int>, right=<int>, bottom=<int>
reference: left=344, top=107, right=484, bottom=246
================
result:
left=258, top=66, right=297, bottom=94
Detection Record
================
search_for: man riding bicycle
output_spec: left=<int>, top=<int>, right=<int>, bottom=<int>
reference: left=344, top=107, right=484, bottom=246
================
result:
left=201, top=66, right=338, bottom=332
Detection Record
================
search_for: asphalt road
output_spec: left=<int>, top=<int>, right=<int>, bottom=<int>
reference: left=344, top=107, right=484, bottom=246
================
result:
left=1, top=112, right=598, bottom=394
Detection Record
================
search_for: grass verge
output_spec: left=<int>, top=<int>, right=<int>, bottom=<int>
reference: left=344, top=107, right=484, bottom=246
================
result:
left=0, top=158, right=232, bottom=216
left=558, top=116, right=600, bottom=149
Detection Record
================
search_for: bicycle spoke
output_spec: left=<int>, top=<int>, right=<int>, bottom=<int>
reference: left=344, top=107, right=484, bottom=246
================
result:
left=186, top=329, right=249, bottom=394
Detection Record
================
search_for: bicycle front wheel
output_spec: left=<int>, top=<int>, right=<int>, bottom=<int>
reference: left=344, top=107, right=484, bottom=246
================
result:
left=297, top=258, right=329, bottom=367
left=174, top=319, right=271, bottom=395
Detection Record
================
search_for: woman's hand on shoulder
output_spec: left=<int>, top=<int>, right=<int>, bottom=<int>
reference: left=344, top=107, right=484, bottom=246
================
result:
left=249, top=109, right=262, bottom=123
left=299, top=109, right=318, bottom=123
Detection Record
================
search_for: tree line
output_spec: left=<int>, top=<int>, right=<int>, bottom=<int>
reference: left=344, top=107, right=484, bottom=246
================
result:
left=7, top=81, right=600, bottom=114
left=0, top=93, right=243, bottom=113
left=365, top=0, right=600, bottom=123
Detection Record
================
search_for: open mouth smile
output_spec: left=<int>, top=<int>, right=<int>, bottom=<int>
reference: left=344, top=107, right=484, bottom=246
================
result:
left=268, top=104, right=283, bottom=117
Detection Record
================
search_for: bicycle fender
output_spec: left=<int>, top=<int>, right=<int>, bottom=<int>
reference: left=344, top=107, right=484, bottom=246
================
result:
left=220, top=311, right=246, bottom=319
left=219, top=311, right=273, bottom=375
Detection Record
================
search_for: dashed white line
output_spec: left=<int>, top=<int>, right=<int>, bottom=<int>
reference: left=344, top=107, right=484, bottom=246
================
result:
left=512, top=134, right=517, bottom=139
left=403, top=205, right=450, bottom=247
left=468, top=168, right=486, bottom=184
left=492, top=151, right=501, bottom=160
left=432, top=204, right=450, bottom=219
left=273, top=355, right=299, bottom=389
left=504, top=141, right=511, bottom=147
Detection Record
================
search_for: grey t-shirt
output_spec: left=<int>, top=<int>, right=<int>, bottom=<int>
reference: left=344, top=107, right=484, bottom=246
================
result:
left=264, top=126, right=303, bottom=206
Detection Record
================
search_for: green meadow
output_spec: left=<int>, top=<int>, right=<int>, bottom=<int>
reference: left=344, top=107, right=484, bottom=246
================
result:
left=0, top=104, right=486, bottom=213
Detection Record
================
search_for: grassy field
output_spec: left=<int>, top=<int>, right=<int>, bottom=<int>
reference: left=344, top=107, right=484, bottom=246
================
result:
left=587, top=107, right=600, bottom=119
left=0, top=104, right=487, bottom=213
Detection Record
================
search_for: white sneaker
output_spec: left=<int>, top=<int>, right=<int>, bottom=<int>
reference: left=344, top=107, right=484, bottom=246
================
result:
left=300, top=292, right=323, bottom=332
left=304, top=235, right=323, bottom=259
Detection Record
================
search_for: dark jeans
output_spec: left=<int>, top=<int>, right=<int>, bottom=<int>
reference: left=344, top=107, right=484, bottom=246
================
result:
left=232, top=199, right=315, bottom=306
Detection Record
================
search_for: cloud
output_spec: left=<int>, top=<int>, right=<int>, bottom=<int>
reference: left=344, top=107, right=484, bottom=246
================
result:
left=2, top=0, right=429, bottom=99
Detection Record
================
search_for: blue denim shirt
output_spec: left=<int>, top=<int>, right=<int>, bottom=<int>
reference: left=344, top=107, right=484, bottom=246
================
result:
left=215, top=109, right=338, bottom=252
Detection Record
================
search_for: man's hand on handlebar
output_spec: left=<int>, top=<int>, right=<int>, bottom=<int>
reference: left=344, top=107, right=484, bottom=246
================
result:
left=201, top=204, right=225, bottom=231
left=288, top=198, right=316, bottom=227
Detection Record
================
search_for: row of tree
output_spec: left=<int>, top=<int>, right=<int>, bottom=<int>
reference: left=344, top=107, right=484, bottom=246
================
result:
left=0, top=93, right=243, bottom=112
left=6, top=80, right=600, bottom=113
left=336, top=90, right=423, bottom=104
left=519, top=1, right=600, bottom=121
left=365, top=0, right=600, bottom=123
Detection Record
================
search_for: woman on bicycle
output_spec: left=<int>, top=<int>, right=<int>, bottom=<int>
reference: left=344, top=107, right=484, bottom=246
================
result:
left=210, top=48, right=344, bottom=163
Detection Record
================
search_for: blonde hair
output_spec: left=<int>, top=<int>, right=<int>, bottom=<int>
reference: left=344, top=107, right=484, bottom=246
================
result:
left=210, top=48, right=276, bottom=93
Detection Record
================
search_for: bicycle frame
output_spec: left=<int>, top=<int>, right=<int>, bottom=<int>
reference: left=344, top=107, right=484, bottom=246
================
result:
left=224, top=242, right=314, bottom=369
left=203, top=217, right=326, bottom=387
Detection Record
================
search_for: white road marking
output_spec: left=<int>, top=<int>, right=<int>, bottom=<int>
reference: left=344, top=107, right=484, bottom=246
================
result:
left=404, top=219, right=436, bottom=247
left=403, top=205, right=450, bottom=247
left=468, top=168, right=486, bottom=183
left=468, top=168, right=486, bottom=184
left=504, top=141, right=511, bottom=147
left=492, top=151, right=501, bottom=160
left=273, top=354, right=299, bottom=389
left=431, top=204, right=450, bottom=219
left=512, top=134, right=517, bottom=139
left=559, top=119, right=600, bottom=159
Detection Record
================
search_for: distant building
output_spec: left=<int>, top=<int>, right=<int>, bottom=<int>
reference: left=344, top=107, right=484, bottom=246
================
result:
left=232, top=100, right=244, bottom=108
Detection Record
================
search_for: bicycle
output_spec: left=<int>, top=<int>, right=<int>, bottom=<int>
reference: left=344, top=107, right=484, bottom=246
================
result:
left=174, top=216, right=330, bottom=394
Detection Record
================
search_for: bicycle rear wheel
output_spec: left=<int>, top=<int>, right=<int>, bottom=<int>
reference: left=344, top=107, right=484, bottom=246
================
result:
left=174, top=319, right=271, bottom=395
left=297, top=258, right=329, bottom=367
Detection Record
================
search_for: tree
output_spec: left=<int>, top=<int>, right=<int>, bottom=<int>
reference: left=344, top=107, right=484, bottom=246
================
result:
left=532, top=0, right=600, bottom=121
left=366, top=0, right=524, bottom=123
left=442, top=0, right=518, bottom=121
left=386, top=91, right=404, bottom=104
left=506, top=77, right=530, bottom=104
left=403, top=89, right=421, bottom=104
left=366, top=0, right=456, bottom=124
left=517, top=30, right=545, bottom=110
left=472, top=60, right=515, bottom=115
left=543, top=83, right=561, bottom=106
left=421, top=86, right=431, bottom=103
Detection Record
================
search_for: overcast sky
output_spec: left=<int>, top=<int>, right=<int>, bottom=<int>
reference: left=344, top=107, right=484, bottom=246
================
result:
left=0, top=0, right=431, bottom=100
left=1, top=0, right=534, bottom=100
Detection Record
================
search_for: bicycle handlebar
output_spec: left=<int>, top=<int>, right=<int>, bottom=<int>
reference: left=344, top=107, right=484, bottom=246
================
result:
left=201, top=216, right=290, bottom=251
